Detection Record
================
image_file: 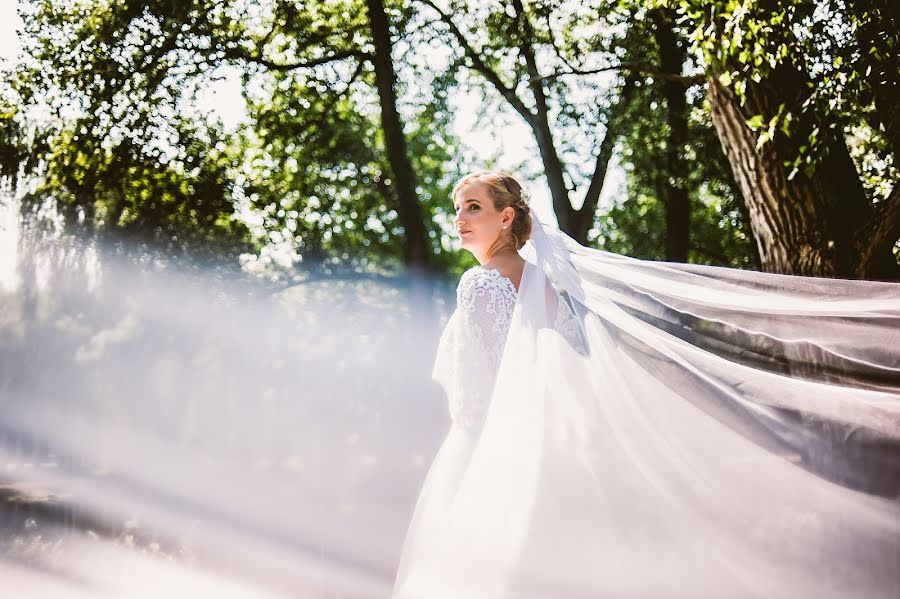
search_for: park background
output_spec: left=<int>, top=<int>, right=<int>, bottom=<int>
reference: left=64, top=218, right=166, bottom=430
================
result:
left=2, top=0, right=895, bottom=286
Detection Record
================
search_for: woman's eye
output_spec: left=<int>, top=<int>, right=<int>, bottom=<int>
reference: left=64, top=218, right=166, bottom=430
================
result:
left=469, top=205, right=478, bottom=211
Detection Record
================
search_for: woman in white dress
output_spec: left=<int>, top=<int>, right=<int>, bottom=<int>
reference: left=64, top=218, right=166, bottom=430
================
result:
left=393, top=171, right=900, bottom=598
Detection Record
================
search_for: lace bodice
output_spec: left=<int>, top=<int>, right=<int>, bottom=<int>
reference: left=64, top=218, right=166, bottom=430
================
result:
left=432, top=265, right=586, bottom=433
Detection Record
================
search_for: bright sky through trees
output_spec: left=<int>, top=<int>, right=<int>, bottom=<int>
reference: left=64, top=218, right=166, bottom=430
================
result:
left=0, top=0, right=631, bottom=283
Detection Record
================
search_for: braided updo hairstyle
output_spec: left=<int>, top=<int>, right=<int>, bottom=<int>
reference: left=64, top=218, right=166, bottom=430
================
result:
left=451, top=171, right=532, bottom=250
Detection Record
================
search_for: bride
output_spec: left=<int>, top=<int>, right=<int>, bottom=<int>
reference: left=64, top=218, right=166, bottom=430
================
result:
left=392, top=171, right=900, bottom=598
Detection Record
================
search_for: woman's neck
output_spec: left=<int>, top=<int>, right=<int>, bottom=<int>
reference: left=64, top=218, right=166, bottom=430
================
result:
left=480, top=248, right=521, bottom=269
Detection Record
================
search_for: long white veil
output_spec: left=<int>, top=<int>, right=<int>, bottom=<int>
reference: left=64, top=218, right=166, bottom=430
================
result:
left=528, top=210, right=900, bottom=496
left=395, top=210, right=900, bottom=597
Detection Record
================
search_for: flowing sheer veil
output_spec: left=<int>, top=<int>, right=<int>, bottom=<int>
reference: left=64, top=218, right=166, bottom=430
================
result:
left=397, top=209, right=900, bottom=597
left=525, top=208, right=900, bottom=496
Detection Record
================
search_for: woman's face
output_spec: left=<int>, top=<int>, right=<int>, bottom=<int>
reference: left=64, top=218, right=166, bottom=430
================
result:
left=453, top=181, right=511, bottom=261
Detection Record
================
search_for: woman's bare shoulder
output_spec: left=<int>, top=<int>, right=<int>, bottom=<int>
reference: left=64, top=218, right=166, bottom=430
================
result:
left=489, top=255, right=525, bottom=293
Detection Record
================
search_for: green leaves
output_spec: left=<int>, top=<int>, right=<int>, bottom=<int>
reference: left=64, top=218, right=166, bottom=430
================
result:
left=9, top=0, right=895, bottom=275
left=10, top=0, right=468, bottom=272
left=654, top=0, right=897, bottom=202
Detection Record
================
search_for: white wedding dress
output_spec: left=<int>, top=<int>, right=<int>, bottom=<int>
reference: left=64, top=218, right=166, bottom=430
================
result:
left=393, top=214, right=900, bottom=598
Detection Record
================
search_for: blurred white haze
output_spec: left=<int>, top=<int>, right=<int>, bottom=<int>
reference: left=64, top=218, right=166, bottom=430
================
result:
left=1, top=234, right=455, bottom=596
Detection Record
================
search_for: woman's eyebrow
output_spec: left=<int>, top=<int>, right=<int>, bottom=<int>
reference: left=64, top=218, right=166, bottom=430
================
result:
left=455, top=199, right=480, bottom=209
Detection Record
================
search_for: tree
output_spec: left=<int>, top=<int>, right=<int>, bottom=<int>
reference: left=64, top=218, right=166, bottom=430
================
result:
left=416, top=0, right=638, bottom=243
left=672, top=0, right=900, bottom=278
left=594, top=81, right=759, bottom=269
left=16, top=0, right=446, bottom=268
left=585, top=3, right=755, bottom=267
left=235, top=51, right=465, bottom=273
left=845, top=0, right=900, bottom=162
left=416, top=0, right=752, bottom=266
left=364, top=0, right=430, bottom=268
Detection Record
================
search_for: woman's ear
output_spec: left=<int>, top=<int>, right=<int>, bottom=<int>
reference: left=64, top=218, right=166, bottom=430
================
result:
left=502, top=206, right=515, bottom=228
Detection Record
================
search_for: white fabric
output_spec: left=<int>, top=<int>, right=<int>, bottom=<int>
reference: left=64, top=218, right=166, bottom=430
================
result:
left=393, top=211, right=900, bottom=598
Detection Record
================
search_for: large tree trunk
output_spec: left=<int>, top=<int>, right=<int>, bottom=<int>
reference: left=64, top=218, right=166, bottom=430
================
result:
left=652, top=9, right=691, bottom=263
left=532, top=118, right=575, bottom=234
left=364, top=0, right=430, bottom=268
left=707, top=65, right=899, bottom=279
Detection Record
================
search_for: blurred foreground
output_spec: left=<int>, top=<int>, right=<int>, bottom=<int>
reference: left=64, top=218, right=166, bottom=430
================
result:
left=0, top=237, right=453, bottom=597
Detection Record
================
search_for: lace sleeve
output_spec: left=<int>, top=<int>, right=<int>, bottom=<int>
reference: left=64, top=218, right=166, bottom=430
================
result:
left=442, top=268, right=518, bottom=431
left=457, top=268, right=517, bottom=370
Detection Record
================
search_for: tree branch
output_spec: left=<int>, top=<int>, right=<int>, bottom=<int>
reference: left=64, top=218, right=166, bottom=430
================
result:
left=258, top=19, right=279, bottom=49
left=320, top=59, right=367, bottom=118
left=220, top=47, right=373, bottom=71
left=543, top=4, right=580, bottom=74
left=511, top=0, right=550, bottom=121
left=577, top=77, right=636, bottom=235
left=284, top=60, right=368, bottom=150
left=415, top=0, right=536, bottom=126
left=535, top=63, right=706, bottom=87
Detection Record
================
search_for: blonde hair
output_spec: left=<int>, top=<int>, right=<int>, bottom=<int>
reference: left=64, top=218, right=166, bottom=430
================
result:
left=451, top=171, right=532, bottom=250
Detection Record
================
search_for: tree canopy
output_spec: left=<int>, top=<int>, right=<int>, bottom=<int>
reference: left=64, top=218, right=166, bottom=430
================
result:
left=1, top=0, right=896, bottom=279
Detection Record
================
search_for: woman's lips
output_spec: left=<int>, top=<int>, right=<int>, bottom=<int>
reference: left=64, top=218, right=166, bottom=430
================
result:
left=458, top=230, right=471, bottom=236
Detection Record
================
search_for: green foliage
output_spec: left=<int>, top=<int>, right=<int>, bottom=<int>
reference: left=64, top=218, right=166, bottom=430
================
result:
left=0, top=101, right=27, bottom=191
left=593, top=181, right=755, bottom=268
left=12, top=0, right=263, bottom=260
left=12, top=0, right=883, bottom=276
left=22, top=117, right=256, bottom=261
left=12, top=0, right=467, bottom=272
left=659, top=0, right=898, bottom=198
left=236, top=63, right=466, bottom=272
left=594, top=191, right=666, bottom=259
left=230, top=0, right=468, bottom=273
left=588, top=7, right=755, bottom=267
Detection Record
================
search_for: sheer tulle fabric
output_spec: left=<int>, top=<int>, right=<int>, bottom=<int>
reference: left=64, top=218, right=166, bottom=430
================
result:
left=393, top=213, right=900, bottom=598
